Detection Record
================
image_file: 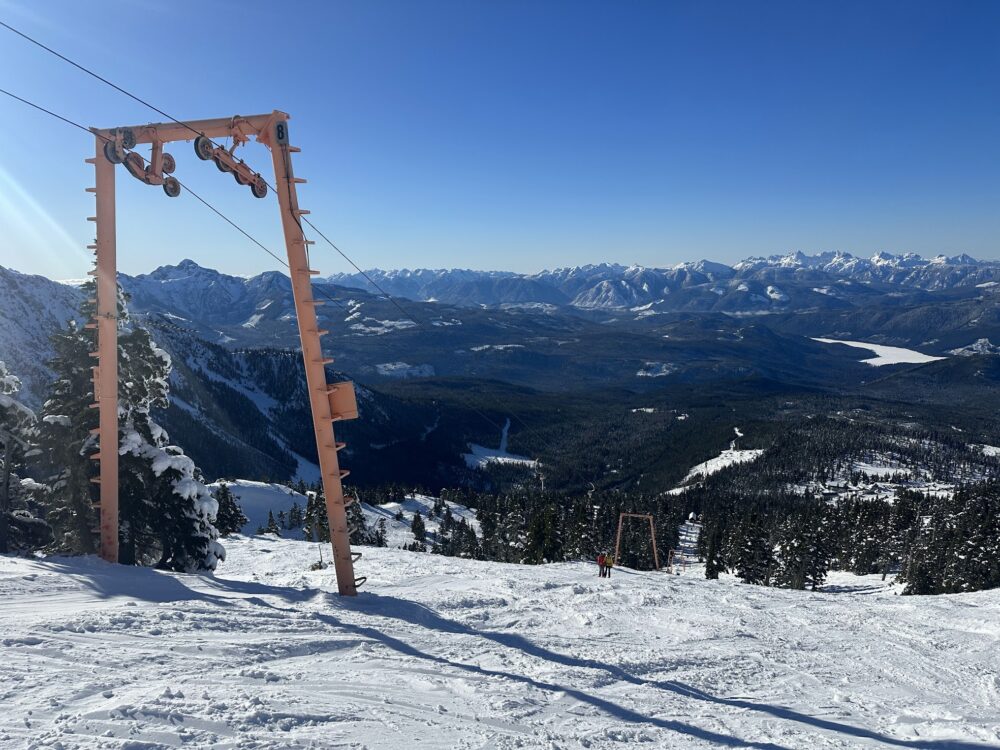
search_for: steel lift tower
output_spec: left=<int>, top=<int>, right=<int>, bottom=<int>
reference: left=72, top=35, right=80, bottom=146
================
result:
left=88, top=112, right=363, bottom=595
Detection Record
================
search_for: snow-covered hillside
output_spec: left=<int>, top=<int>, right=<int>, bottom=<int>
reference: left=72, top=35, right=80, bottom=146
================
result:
left=212, top=480, right=479, bottom=549
left=0, top=266, right=83, bottom=406
left=1, top=539, right=997, bottom=748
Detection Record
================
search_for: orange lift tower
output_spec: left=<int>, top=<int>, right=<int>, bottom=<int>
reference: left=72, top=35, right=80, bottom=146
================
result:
left=88, top=112, right=364, bottom=595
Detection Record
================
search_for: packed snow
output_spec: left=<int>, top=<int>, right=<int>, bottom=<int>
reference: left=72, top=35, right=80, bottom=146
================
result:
left=1, top=537, right=998, bottom=748
left=812, top=338, right=947, bottom=367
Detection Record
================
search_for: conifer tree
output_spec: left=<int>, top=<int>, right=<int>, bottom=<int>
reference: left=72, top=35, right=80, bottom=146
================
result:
left=37, top=284, right=223, bottom=571
left=303, top=490, right=329, bottom=542
left=0, top=362, right=50, bottom=553
left=35, top=314, right=101, bottom=553
left=288, top=501, right=303, bottom=530
left=348, top=499, right=369, bottom=545
left=214, top=482, right=248, bottom=537
left=265, top=510, right=281, bottom=536
left=411, top=510, right=426, bottom=544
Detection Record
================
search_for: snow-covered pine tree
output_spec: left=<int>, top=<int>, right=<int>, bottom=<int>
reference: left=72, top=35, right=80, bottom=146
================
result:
left=265, top=510, right=281, bottom=536
left=373, top=517, right=388, bottom=547
left=0, top=361, right=51, bottom=553
left=561, top=500, right=594, bottom=561
left=213, top=482, right=248, bottom=537
left=38, top=282, right=223, bottom=571
left=498, top=500, right=527, bottom=563
left=116, top=323, right=224, bottom=571
left=347, top=499, right=369, bottom=545
left=411, top=510, right=426, bottom=544
left=733, top=514, right=776, bottom=585
left=288, top=500, right=303, bottom=530
left=35, top=311, right=102, bottom=554
left=303, top=489, right=329, bottom=542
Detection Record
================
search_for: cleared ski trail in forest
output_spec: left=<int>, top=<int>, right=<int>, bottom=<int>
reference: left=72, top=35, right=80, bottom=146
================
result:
left=674, top=520, right=702, bottom=574
left=1, top=537, right=998, bottom=749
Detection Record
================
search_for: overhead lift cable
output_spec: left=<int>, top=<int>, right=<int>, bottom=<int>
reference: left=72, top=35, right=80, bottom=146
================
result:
left=0, top=84, right=554, bottom=465
left=0, top=33, right=554, bottom=460
left=0, top=19, right=415, bottom=325
left=0, top=85, right=347, bottom=313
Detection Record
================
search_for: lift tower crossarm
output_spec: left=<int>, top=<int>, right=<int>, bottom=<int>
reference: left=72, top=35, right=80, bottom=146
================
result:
left=91, top=112, right=285, bottom=145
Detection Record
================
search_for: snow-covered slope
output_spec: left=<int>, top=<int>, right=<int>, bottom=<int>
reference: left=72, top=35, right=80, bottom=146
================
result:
left=1, top=539, right=997, bottom=748
left=211, top=480, right=479, bottom=549
left=0, top=266, right=83, bottom=406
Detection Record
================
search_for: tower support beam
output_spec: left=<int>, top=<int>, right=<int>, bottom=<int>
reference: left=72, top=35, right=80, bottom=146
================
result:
left=93, top=136, right=119, bottom=563
left=268, top=115, right=358, bottom=596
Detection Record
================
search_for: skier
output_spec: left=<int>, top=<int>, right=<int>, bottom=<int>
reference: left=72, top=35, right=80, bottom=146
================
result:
left=604, top=555, right=613, bottom=579
left=597, top=552, right=606, bottom=577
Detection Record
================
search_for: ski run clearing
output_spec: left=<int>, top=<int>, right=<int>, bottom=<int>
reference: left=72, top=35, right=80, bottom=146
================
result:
left=464, top=418, right=538, bottom=470
left=681, top=427, right=765, bottom=484
left=1, top=537, right=998, bottom=749
left=811, top=338, right=947, bottom=367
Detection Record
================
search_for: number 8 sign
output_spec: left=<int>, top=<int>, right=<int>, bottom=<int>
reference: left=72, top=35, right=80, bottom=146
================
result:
left=275, top=121, right=289, bottom=145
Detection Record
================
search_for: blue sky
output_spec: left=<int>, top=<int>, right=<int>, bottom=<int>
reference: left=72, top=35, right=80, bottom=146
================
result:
left=0, top=0, right=998, bottom=279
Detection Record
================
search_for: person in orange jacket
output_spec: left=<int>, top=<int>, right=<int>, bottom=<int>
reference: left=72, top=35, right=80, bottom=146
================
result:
left=597, top=552, right=606, bottom=577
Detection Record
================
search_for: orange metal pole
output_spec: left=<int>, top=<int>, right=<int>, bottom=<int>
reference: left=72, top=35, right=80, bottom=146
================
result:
left=93, top=136, right=119, bottom=562
left=268, top=115, right=358, bottom=596
left=648, top=515, right=660, bottom=570
left=613, top=512, right=624, bottom=566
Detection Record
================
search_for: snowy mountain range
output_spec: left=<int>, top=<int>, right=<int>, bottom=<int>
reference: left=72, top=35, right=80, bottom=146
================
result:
left=325, top=251, right=1000, bottom=309
left=5, top=249, right=1000, bottom=486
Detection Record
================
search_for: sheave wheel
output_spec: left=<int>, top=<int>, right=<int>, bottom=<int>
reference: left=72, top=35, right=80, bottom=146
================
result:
left=103, top=140, right=124, bottom=164
left=194, top=135, right=214, bottom=161
left=123, top=152, right=145, bottom=180
left=161, top=152, right=176, bottom=174
left=251, top=176, right=268, bottom=199
left=162, top=176, right=181, bottom=198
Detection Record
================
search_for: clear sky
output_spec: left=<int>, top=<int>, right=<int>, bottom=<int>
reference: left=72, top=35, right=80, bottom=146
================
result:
left=0, top=0, right=998, bottom=280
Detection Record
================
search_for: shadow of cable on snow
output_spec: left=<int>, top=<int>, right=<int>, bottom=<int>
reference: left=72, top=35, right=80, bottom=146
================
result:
left=337, top=593, right=991, bottom=750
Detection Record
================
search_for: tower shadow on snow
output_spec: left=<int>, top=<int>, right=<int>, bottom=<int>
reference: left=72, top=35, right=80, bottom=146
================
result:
left=334, top=593, right=991, bottom=750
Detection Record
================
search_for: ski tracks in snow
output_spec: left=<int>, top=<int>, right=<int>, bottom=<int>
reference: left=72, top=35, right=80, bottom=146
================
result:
left=1, top=539, right=998, bottom=749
